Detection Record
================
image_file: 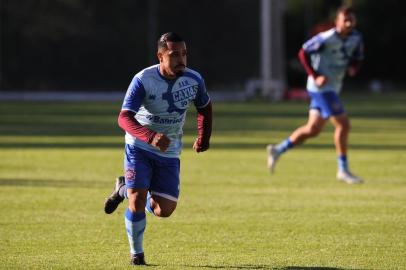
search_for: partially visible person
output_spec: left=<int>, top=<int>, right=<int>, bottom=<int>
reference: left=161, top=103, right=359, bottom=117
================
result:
left=267, top=6, right=364, bottom=184
left=104, top=32, right=212, bottom=265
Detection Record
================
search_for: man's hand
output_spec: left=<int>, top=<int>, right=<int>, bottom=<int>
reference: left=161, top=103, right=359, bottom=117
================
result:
left=193, top=137, right=209, bottom=153
left=315, top=75, right=328, bottom=87
left=150, top=133, right=170, bottom=152
left=347, top=66, right=358, bottom=77
left=347, top=60, right=362, bottom=77
left=194, top=102, right=212, bottom=153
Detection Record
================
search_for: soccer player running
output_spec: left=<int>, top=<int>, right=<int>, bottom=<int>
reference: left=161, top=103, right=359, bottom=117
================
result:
left=104, top=32, right=212, bottom=265
left=267, top=6, right=364, bottom=184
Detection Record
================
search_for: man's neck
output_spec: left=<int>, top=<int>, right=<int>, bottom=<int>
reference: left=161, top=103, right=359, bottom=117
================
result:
left=336, top=28, right=351, bottom=39
left=159, top=65, right=176, bottom=80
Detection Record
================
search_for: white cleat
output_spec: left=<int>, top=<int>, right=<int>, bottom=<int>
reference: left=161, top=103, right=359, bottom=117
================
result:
left=266, top=144, right=280, bottom=173
left=337, top=171, right=364, bottom=184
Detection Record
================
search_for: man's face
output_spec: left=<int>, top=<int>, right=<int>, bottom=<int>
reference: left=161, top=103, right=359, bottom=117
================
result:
left=158, top=41, right=187, bottom=79
left=336, top=12, right=356, bottom=35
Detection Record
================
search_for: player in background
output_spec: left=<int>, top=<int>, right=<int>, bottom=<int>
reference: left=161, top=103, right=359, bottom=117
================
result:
left=103, top=32, right=212, bottom=265
left=267, top=6, right=364, bottom=184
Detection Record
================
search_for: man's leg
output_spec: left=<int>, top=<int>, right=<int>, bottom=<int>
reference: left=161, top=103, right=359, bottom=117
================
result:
left=123, top=177, right=178, bottom=265
left=147, top=194, right=177, bottom=217
left=147, top=155, right=180, bottom=217
left=122, top=145, right=153, bottom=265
left=267, top=109, right=327, bottom=172
left=330, top=114, right=350, bottom=159
left=125, top=188, right=148, bottom=265
left=289, top=109, right=327, bottom=144
left=330, top=114, right=363, bottom=184
left=106, top=184, right=178, bottom=217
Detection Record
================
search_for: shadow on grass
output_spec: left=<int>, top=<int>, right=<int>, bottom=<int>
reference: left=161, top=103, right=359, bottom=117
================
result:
left=203, top=143, right=406, bottom=151
left=0, top=178, right=107, bottom=188
left=279, top=267, right=366, bottom=270
left=214, top=110, right=406, bottom=119
left=0, top=142, right=405, bottom=151
left=181, top=265, right=366, bottom=270
left=0, top=142, right=123, bottom=148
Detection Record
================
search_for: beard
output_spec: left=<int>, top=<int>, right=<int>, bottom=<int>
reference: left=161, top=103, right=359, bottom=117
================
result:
left=175, top=65, right=185, bottom=77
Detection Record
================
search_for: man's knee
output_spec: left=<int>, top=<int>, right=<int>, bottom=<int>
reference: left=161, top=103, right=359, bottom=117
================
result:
left=155, top=209, right=174, bottom=218
left=127, top=189, right=147, bottom=212
left=154, top=206, right=176, bottom=218
left=151, top=200, right=177, bottom=218
left=343, top=120, right=351, bottom=131
left=336, top=118, right=351, bottom=132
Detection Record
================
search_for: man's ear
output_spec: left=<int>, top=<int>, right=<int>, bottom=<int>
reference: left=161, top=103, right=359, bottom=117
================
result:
left=157, top=52, right=162, bottom=62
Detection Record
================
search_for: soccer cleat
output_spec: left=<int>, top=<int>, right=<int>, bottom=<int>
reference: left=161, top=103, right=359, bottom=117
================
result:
left=130, top=253, right=146, bottom=266
left=337, top=171, right=363, bottom=184
left=266, top=144, right=280, bottom=173
left=104, top=176, right=125, bottom=214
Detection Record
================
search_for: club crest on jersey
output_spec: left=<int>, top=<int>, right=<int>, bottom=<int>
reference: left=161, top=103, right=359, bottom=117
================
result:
left=163, top=79, right=198, bottom=114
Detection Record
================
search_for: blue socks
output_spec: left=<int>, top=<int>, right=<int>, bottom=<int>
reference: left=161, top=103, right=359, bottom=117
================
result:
left=338, top=155, right=349, bottom=172
left=124, top=209, right=146, bottom=255
left=275, top=138, right=294, bottom=154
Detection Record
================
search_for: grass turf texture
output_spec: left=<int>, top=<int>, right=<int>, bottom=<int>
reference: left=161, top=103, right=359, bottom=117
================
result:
left=0, top=92, right=405, bottom=269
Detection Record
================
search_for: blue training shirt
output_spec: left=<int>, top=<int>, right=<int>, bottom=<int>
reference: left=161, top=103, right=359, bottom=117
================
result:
left=303, top=28, right=364, bottom=94
left=122, top=64, right=210, bottom=158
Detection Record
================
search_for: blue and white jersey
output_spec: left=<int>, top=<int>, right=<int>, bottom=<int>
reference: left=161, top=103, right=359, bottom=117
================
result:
left=303, top=28, right=364, bottom=94
left=122, top=64, right=210, bottom=158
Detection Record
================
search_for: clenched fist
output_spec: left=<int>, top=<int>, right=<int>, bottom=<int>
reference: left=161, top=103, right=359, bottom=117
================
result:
left=193, top=137, right=210, bottom=153
left=151, top=133, right=170, bottom=152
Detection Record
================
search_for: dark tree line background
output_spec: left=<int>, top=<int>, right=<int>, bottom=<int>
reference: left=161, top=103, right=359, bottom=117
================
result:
left=1, top=0, right=405, bottom=92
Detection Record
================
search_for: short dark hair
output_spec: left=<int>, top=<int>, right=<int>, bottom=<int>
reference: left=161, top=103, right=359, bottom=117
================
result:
left=157, top=32, right=184, bottom=51
left=336, top=5, right=355, bottom=17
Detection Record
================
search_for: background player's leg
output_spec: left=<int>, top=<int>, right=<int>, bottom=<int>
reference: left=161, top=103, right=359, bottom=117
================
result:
left=268, top=110, right=327, bottom=172
left=289, top=109, right=327, bottom=145
left=330, top=113, right=350, bottom=158
left=330, top=114, right=363, bottom=184
left=330, top=114, right=350, bottom=173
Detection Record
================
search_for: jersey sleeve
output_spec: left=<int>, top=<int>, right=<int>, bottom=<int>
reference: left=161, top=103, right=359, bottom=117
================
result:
left=302, top=33, right=325, bottom=53
left=352, top=35, right=365, bottom=61
left=298, top=48, right=318, bottom=78
left=122, top=76, right=146, bottom=112
left=194, top=77, right=210, bottom=108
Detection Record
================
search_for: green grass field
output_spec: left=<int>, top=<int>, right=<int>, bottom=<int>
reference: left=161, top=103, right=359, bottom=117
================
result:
left=0, top=92, right=405, bottom=269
